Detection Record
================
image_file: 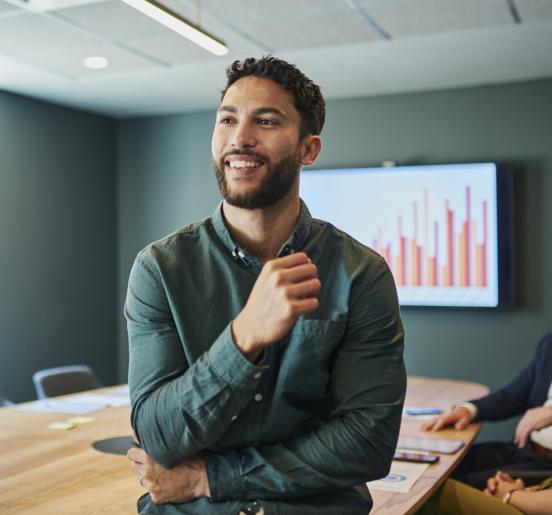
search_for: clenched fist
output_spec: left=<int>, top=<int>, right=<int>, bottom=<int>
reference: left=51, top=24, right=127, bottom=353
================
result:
left=232, top=252, right=320, bottom=361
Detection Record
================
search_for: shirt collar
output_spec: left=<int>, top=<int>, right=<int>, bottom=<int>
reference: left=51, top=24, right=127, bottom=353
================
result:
left=211, top=199, right=313, bottom=267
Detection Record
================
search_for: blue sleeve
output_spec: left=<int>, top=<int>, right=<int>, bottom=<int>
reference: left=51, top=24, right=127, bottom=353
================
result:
left=471, top=334, right=552, bottom=421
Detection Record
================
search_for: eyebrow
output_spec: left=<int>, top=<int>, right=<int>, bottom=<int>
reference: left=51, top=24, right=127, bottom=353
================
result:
left=217, top=105, right=288, bottom=119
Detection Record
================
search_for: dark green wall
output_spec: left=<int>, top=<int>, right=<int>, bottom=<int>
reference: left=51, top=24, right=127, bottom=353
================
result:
left=4, top=78, right=549, bottom=437
left=117, top=79, right=552, bottom=442
left=0, top=90, right=118, bottom=402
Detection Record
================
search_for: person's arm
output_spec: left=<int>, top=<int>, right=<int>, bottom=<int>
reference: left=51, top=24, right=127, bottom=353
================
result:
left=513, top=405, right=552, bottom=447
left=507, top=489, right=552, bottom=515
left=204, top=258, right=406, bottom=501
left=486, top=472, right=552, bottom=515
left=126, top=250, right=268, bottom=468
left=470, top=337, right=549, bottom=421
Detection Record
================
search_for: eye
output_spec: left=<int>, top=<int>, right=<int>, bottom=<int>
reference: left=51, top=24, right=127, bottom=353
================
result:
left=257, top=118, right=278, bottom=126
left=219, top=116, right=236, bottom=124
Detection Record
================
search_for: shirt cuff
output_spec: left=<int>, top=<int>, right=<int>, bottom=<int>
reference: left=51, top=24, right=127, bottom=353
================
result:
left=204, top=450, right=244, bottom=501
left=456, top=402, right=478, bottom=419
left=207, top=323, right=270, bottom=390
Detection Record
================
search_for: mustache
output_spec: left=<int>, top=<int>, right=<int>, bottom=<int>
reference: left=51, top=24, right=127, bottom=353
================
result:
left=221, top=149, right=270, bottom=164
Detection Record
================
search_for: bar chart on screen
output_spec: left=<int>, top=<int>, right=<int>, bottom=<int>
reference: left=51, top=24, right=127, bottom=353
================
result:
left=301, top=163, right=500, bottom=307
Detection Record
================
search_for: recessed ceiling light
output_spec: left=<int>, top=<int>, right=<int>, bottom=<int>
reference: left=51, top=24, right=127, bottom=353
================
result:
left=83, top=56, right=109, bottom=69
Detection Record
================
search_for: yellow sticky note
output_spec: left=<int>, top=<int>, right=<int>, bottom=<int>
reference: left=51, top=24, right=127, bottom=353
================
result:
left=67, top=416, right=95, bottom=425
left=48, top=421, right=76, bottom=431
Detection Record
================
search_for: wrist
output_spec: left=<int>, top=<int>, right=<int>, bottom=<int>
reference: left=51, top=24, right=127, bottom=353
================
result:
left=199, top=472, right=211, bottom=499
left=231, top=318, right=262, bottom=362
left=194, top=458, right=211, bottom=498
left=502, top=488, right=522, bottom=505
left=455, top=403, right=477, bottom=420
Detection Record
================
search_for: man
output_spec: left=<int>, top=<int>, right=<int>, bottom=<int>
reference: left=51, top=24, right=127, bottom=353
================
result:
left=422, top=333, right=552, bottom=489
left=125, top=56, right=406, bottom=515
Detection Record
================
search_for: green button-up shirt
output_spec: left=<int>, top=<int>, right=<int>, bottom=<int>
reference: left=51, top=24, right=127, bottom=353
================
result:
left=126, top=201, right=406, bottom=515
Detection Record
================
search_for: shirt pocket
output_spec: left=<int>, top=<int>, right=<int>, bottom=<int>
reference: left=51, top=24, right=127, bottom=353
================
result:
left=278, top=318, right=347, bottom=399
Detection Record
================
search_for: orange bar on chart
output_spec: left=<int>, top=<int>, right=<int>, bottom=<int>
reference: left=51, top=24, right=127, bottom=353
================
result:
left=427, top=256, right=437, bottom=286
left=458, top=232, right=466, bottom=287
left=395, top=255, right=403, bottom=286
left=410, top=239, right=418, bottom=286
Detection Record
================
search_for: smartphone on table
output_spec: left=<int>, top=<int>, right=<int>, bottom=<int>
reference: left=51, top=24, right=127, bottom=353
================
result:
left=393, top=450, right=439, bottom=464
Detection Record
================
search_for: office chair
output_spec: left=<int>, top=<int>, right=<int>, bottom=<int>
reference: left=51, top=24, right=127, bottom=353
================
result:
left=0, top=385, right=14, bottom=407
left=32, top=365, right=101, bottom=399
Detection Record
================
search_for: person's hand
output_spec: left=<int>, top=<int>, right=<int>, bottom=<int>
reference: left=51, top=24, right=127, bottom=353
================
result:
left=484, top=470, right=525, bottom=498
left=513, top=405, right=552, bottom=448
left=232, top=252, right=320, bottom=361
left=127, top=448, right=210, bottom=504
left=420, top=406, right=473, bottom=432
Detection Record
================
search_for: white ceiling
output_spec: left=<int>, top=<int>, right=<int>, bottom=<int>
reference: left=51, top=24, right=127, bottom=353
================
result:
left=0, top=0, right=551, bottom=118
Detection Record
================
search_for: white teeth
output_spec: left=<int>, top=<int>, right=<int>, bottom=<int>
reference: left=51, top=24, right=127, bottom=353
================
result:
left=228, top=160, right=260, bottom=168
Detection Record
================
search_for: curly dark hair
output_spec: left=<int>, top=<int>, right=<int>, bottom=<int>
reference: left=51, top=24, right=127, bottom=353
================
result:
left=221, top=55, right=325, bottom=139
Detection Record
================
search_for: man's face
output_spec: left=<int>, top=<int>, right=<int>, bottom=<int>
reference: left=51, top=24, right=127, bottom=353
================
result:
left=212, top=76, right=304, bottom=210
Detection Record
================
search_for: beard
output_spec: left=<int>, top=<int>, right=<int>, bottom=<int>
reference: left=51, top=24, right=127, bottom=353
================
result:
left=213, top=149, right=302, bottom=210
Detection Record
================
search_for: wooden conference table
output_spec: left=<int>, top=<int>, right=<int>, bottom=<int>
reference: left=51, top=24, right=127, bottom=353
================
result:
left=0, top=377, right=488, bottom=515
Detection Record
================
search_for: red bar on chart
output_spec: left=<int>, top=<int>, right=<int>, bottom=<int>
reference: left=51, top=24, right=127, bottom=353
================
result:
left=465, top=186, right=471, bottom=287
left=446, top=202, right=454, bottom=286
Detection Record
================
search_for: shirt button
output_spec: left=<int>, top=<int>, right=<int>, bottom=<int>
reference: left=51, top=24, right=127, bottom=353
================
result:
left=254, top=372, right=262, bottom=379
left=254, top=393, right=263, bottom=402
left=231, top=415, right=238, bottom=421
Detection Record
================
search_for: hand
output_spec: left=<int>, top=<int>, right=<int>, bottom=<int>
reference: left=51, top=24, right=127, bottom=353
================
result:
left=232, top=252, right=320, bottom=360
left=484, top=470, right=525, bottom=498
left=420, top=406, right=473, bottom=432
left=514, top=406, right=552, bottom=448
left=127, top=448, right=210, bottom=504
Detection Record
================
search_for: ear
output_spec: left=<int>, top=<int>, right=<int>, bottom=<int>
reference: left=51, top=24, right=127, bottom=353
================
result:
left=300, top=135, right=321, bottom=166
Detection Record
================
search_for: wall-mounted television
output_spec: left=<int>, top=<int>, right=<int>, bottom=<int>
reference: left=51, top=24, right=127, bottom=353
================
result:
left=300, top=162, right=514, bottom=308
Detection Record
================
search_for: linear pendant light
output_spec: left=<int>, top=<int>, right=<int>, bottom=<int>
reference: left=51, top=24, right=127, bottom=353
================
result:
left=121, top=0, right=228, bottom=56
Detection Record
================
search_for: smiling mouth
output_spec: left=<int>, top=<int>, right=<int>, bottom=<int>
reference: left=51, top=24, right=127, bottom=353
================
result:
left=224, top=155, right=265, bottom=170
left=228, top=160, right=260, bottom=168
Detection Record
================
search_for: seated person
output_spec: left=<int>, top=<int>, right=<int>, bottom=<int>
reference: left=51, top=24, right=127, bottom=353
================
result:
left=422, top=333, right=552, bottom=489
left=416, top=471, right=552, bottom=515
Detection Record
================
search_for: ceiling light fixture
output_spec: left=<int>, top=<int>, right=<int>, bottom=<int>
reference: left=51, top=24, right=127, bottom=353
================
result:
left=120, top=0, right=228, bottom=56
left=83, top=56, right=109, bottom=69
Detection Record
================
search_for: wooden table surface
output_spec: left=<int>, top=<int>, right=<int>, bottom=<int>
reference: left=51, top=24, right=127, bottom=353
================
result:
left=371, top=376, right=489, bottom=515
left=0, top=378, right=488, bottom=515
left=0, top=389, right=142, bottom=514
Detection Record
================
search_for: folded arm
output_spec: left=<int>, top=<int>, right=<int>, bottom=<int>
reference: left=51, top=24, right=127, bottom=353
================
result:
left=126, top=252, right=267, bottom=468
left=205, top=258, right=406, bottom=501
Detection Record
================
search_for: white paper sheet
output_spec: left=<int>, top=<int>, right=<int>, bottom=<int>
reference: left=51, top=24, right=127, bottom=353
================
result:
left=367, top=461, right=429, bottom=493
left=16, top=386, right=131, bottom=414
left=69, top=392, right=130, bottom=407
left=17, top=399, right=109, bottom=414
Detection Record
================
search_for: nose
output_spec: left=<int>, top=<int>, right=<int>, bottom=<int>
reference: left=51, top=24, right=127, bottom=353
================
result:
left=231, top=121, right=257, bottom=148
